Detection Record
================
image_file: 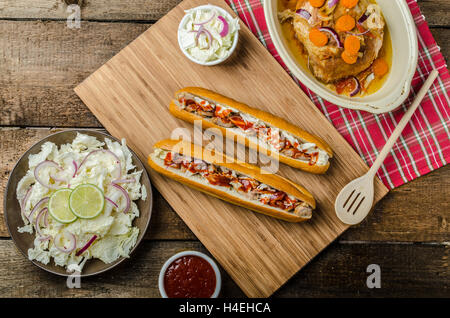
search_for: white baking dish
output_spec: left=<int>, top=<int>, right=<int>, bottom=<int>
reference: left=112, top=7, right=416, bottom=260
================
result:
left=264, top=0, right=418, bottom=113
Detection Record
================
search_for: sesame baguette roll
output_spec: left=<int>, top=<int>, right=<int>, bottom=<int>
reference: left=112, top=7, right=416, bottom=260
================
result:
left=148, top=139, right=316, bottom=223
left=170, top=87, right=333, bottom=174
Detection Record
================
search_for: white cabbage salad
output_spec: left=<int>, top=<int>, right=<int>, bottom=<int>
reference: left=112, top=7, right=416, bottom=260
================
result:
left=179, top=6, right=240, bottom=62
left=16, top=133, right=147, bottom=272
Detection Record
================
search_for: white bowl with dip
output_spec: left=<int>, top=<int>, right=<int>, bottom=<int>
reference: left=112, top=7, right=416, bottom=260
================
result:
left=264, top=0, right=418, bottom=114
left=178, top=4, right=240, bottom=66
left=159, top=250, right=222, bottom=298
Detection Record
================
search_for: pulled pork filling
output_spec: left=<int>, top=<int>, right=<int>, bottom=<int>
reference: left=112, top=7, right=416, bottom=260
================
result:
left=176, top=94, right=329, bottom=166
left=159, top=149, right=312, bottom=215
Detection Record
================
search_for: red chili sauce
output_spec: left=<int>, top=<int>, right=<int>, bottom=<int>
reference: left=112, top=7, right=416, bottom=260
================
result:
left=163, top=255, right=216, bottom=298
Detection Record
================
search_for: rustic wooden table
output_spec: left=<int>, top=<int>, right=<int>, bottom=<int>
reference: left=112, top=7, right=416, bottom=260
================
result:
left=0, top=0, right=448, bottom=298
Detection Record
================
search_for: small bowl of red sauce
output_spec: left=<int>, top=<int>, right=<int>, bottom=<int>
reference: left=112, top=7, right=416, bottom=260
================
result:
left=159, top=251, right=221, bottom=298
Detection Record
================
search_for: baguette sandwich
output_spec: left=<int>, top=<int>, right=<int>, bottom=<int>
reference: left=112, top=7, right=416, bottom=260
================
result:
left=169, top=87, right=333, bottom=174
left=148, top=139, right=316, bottom=222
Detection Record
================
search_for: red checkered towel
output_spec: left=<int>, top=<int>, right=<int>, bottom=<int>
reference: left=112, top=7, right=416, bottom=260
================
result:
left=225, top=0, right=450, bottom=189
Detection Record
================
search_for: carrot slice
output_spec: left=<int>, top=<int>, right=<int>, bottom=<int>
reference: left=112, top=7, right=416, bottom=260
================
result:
left=309, top=28, right=328, bottom=47
left=308, top=0, right=325, bottom=7
left=335, top=15, right=356, bottom=32
left=341, top=0, right=359, bottom=8
left=373, top=58, right=389, bottom=76
left=341, top=51, right=358, bottom=64
left=344, top=35, right=360, bottom=55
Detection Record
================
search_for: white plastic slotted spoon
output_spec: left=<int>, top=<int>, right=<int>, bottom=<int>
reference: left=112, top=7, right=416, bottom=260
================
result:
left=335, top=69, right=439, bottom=225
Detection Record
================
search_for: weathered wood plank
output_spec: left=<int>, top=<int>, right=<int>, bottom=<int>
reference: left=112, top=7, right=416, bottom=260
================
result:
left=0, top=239, right=447, bottom=297
left=431, top=28, right=450, bottom=64
left=274, top=241, right=450, bottom=297
left=0, top=0, right=182, bottom=21
left=0, top=19, right=448, bottom=128
left=419, top=0, right=450, bottom=27
left=1, top=128, right=449, bottom=242
left=0, top=20, right=150, bottom=127
left=0, top=0, right=447, bottom=28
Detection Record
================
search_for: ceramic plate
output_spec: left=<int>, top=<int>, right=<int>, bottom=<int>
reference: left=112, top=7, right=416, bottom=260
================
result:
left=264, top=0, right=418, bottom=113
left=4, top=129, right=153, bottom=277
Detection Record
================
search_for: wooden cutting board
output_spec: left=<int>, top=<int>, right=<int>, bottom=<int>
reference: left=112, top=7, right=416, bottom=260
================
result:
left=75, top=0, right=389, bottom=297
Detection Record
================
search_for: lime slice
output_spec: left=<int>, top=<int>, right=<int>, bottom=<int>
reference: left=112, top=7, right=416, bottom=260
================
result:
left=69, top=184, right=105, bottom=219
left=49, top=189, right=77, bottom=224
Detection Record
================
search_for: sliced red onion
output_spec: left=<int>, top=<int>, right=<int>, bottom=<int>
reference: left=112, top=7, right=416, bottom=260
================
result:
left=34, top=160, right=63, bottom=190
left=105, top=196, right=119, bottom=208
left=350, top=77, right=361, bottom=97
left=296, top=9, right=311, bottom=20
left=54, top=231, right=76, bottom=254
left=112, top=183, right=131, bottom=214
left=35, top=207, right=48, bottom=237
left=195, top=29, right=202, bottom=46
left=328, top=0, right=339, bottom=8
left=20, top=187, right=32, bottom=220
left=43, top=208, right=49, bottom=227
left=202, top=29, right=213, bottom=47
left=364, top=73, right=375, bottom=89
left=347, top=29, right=370, bottom=36
left=72, top=160, right=78, bottom=178
left=39, top=235, right=52, bottom=242
left=28, top=197, right=49, bottom=221
left=38, top=207, right=49, bottom=227
left=76, top=235, right=97, bottom=257
left=195, top=26, right=212, bottom=49
left=358, top=13, right=369, bottom=25
left=112, top=178, right=135, bottom=184
left=217, top=16, right=229, bottom=37
left=78, top=150, right=121, bottom=179
left=50, top=174, right=67, bottom=183
left=193, top=11, right=216, bottom=26
left=319, top=27, right=343, bottom=48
